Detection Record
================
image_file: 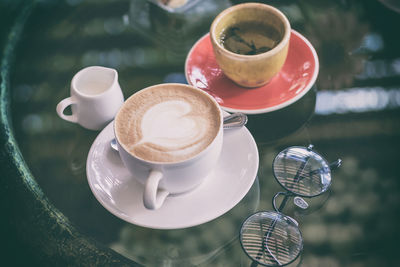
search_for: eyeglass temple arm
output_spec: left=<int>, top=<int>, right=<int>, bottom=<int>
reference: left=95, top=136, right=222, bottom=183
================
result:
left=250, top=192, right=289, bottom=266
left=309, top=158, right=342, bottom=176
left=252, top=215, right=282, bottom=267
left=330, top=159, right=342, bottom=169
left=251, top=153, right=318, bottom=266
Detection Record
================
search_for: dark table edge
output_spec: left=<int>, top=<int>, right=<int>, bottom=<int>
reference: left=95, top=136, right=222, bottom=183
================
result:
left=0, top=1, right=139, bottom=265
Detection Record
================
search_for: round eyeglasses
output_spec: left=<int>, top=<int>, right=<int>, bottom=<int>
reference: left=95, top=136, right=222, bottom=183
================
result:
left=240, top=145, right=341, bottom=266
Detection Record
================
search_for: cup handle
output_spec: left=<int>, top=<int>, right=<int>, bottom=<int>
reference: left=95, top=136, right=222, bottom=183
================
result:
left=56, top=96, right=78, bottom=123
left=143, top=170, right=170, bottom=210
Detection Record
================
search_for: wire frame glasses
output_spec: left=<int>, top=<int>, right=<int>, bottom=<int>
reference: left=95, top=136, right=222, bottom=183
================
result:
left=240, top=145, right=341, bottom=266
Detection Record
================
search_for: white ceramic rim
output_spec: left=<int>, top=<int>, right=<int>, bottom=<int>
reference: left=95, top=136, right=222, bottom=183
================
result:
left=71, top=66, right=118, bottom=99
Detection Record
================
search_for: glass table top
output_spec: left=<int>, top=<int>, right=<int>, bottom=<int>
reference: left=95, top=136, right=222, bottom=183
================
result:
left=2, top=0, right=400, bottom=266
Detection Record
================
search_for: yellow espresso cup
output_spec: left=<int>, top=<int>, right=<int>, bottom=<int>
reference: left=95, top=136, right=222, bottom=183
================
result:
left=210, top=3, right=291, bottom=88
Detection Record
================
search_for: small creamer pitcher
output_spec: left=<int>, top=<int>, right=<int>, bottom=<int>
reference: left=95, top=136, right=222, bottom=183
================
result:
left=56, top=66, right=124, bottom=131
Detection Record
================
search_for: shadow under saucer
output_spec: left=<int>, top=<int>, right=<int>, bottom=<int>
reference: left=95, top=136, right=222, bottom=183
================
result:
left=245, top=86, right=317, bottom=144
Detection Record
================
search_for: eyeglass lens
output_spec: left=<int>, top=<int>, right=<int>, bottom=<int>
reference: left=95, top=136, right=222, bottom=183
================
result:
left=273, top=146, right=332, bottom=197
left=240, top=211, right=303, bottom=266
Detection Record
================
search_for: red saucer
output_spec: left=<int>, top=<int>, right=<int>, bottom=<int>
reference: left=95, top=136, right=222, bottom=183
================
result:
left=185, top=30, right=319, bottom=114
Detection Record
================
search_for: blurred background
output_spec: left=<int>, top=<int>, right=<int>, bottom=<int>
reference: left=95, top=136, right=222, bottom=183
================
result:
left=1, top=0, right=400, bottom=266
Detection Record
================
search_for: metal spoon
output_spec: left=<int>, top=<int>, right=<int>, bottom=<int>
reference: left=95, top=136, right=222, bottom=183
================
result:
left=110, top=112, right=248, bottom=151
left=222, top=112, right=248, bottom=129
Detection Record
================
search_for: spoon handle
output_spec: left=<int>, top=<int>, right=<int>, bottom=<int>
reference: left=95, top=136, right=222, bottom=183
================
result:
left=223, top=112, right=248, bottom=129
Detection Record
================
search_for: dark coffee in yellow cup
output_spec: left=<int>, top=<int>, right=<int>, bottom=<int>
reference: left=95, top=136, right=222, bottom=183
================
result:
left=210, top=3, right=291, bottom=88
left=220, top=21, right=282, bottom=55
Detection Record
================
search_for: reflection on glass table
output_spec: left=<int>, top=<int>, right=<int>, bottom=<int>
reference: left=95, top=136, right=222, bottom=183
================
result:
left=110, top=177, right=259, bottom=266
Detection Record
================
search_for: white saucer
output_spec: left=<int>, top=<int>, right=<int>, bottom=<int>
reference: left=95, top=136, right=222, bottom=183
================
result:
left=86, top=121, right=259, bottom=229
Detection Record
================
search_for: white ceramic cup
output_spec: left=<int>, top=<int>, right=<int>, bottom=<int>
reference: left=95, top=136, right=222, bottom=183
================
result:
left=114, top=84, right=224, bottom=210
left=56, top=66, right=124, bottom=131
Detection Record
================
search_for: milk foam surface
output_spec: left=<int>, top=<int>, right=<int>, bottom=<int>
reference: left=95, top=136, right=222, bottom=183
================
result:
left=115, top=85, right=221, bottom=163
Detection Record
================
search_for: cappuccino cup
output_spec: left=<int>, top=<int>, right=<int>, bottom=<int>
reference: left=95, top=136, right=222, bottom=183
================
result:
left=114, top=83, right=223, bottom=210
left=56, top=66, right=124, bottom=130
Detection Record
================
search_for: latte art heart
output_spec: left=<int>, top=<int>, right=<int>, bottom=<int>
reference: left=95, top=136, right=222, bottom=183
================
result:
left=115, top=84, right=221, bottom=163
left=136, top=100, right=207, bottom=155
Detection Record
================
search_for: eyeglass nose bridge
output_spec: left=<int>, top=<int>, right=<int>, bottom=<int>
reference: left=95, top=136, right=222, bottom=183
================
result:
left=272, top=191, right=310, bottom=213
left=272, top=191, right=292, bottom=212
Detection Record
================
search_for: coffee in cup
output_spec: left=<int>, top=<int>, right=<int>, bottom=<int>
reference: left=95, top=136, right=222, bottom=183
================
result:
left=115, top=84, right=221, bottom=163
left=210, top=3, right=291, bottom=88
left=220, top=21, right=282, bottom=55
left=114, top=83, right=223, bottom=209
